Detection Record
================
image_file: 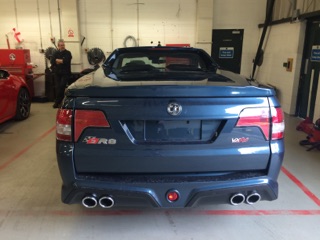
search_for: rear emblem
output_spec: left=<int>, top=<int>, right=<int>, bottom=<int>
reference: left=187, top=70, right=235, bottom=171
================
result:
left=83, top=136, right=117, bottom=145
left=232, top=137, right=249, bottom=143
left=167, top=102, right=182, bottom=116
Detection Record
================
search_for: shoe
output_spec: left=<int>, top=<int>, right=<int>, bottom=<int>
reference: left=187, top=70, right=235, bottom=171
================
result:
left=53, top=103, right=59, bottom=108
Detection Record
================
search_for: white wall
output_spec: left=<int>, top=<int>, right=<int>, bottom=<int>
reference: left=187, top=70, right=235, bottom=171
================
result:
left=212, top=0, right=267, bottom=77
left=211, top=0, right=314, bottom=116
left=0, top=0, right=60, bottom=74
left=256, top=22, right=306, bottom=115
left=0, top=0, right=311, bottom=116
left=0, top=0, right=265, bottom=78
left=80, top=0, right=196, bottom=68
left=0, top=0, right=213, bottom=73
left=195, top=0, right=213, bottom=53
left=79, top=0, right=212, bottom=69
left=273, top=0, right=320, bottom=21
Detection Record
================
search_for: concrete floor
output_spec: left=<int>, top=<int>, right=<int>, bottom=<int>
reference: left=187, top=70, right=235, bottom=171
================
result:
left=0, top=103, right=320, bottom=240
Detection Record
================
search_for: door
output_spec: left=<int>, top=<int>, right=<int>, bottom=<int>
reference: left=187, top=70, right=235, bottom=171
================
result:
left=211, top=29, right=244, bottom=74
left=0, top=71, right=14, bottom=122
left=296, top=20, right=320, bottom=120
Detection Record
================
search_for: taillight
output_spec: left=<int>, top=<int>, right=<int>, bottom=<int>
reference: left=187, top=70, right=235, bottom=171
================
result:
left=236, top=107, right=284, bottom=140
left=271, top=107, right=285, bottom=140
left=236, top=108, right=270, bottom=140
left=74, top=110, right=110, bottom=142
left=56, top=109, right=73, bottom=141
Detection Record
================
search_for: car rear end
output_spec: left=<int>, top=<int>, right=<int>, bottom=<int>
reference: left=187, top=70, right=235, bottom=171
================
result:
left=56, top=87, right=284, bottom=208
left=55, top=47, right=285, bottom=208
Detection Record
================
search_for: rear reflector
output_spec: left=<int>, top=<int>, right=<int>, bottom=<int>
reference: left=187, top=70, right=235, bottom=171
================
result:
left=236, top=107, right=284, bottom=140
left=166, top=190, right=180, bottom=202
left=74, top=110, right=110, bottom=142
left=56, top=109, right=73, bottom=141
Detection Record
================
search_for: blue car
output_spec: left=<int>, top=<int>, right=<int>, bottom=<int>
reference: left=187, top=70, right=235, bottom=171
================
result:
left=56, top=47, right=285, bottom=208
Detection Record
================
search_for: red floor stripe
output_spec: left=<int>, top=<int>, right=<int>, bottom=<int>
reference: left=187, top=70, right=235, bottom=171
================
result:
left=0, top=126, right=55, bottom=171
left=281, top=166, right=320, bottom=207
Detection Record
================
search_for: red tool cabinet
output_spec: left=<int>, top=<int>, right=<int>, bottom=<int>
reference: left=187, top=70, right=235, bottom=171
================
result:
left=0, top=49, right=34, bottom=97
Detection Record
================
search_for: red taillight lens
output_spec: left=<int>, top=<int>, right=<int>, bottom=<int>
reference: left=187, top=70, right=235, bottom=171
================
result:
left=56, top=109, right=73, bottom=141
left=74, top=110, right=110, bottom=142
left=236, top=107, right=285, bottom=140
left=271, top=107, right=285, bottom=140
left=236, top=108, right=270, bottom=140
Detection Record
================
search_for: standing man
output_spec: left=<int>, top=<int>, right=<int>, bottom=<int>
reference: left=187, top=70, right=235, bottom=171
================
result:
left=51, top=39, right=72, bottom=108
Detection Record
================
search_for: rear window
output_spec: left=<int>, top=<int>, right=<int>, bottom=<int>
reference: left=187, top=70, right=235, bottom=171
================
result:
left=113, top=52, right=207, bottom=71
left=103, top=48, right=219, bottom=81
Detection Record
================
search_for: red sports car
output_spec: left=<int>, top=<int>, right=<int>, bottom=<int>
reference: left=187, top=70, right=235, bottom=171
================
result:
left=0, top=69, right=31, bottom=124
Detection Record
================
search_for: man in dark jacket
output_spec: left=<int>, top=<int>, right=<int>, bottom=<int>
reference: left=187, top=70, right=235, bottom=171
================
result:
left=51, top=39, right=72, bottom=108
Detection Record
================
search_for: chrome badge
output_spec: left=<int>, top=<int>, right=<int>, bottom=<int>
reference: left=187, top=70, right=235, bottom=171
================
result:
left=167, top=102, right=182, bottom=116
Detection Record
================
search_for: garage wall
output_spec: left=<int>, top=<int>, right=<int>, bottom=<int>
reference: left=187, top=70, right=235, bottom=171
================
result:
left=79, top=0, right=213, bottom=69
left=79, top=0, right=196, bottom=69
left=0, top=0, right=60, bottom=74
left=0, top=1, right=309, bottom=115
left=273, top=0, right=320, bottom=21
left=0, top=0, right=213, bottom=73
left=256, top=22, right=306, bottom=115
left=0, top=0, right=266, bottom=76
left=212, top=0, right=267, bottom=77
left=211, top=0, right=310, bottom=115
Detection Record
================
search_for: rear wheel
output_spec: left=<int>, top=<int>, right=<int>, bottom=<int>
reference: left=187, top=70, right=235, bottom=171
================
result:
left=15, top=88, right=31, bottom=120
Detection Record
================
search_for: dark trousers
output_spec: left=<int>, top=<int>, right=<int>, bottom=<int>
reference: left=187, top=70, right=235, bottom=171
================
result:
left=54, top=74, right=69, bottom=105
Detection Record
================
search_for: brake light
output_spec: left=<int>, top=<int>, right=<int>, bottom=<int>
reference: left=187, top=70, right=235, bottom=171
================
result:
left=236, top=107, right=284, bottom=140
left=56, top=109, right=73, bottom=141
left=236, top=108, right=270, bottom=140
left=74, top=110, right=110, bottom=142
left=271, top=107, right=285, bottom=140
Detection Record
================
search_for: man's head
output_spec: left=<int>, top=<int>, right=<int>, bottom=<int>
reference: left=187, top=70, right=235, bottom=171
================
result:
left=57, top=39, right=66, bottom=51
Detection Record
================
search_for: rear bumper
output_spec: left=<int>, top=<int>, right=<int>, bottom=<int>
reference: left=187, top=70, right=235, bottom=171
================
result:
left=61, top=177, right=278, bottom=208
left=56, top=140, right=284, bottom=208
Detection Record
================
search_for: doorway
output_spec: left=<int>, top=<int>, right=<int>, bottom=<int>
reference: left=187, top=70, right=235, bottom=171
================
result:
left=296, top=20, right=320, bottom=120
left=211, top=29, right=244, bottom=74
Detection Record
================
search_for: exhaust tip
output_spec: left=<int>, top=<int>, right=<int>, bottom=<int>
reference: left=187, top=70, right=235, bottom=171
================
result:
left=246, top=192, right=261, bottom=204
left=230, top=193, right=245, bottom=205
left=99, top=196, right=115, bottom=208
left=82, top=196, right=98, bottom=208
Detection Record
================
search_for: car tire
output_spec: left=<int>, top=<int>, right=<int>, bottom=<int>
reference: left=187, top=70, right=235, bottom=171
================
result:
left=15, top=88, right=31, bottom=120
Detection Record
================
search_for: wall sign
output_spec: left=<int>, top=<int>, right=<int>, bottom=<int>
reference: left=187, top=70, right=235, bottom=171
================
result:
left=219, top=47, right=234, bottom=59
left=311, top=45, right=320, bottom=62
left=68, top=29, right=74, bottom=38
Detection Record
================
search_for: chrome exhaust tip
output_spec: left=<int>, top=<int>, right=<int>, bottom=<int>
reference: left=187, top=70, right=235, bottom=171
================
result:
left=230, top=193, right=245, bottom=205
left=82, top=196, right=98, bottom=208
left=246, top=192, right=261, bottom=204
left=99, top=196, right=115, bottom=208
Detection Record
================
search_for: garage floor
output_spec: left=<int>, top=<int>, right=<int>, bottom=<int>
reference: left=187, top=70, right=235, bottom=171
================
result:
left=0, top=103, right=320, bottom=240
